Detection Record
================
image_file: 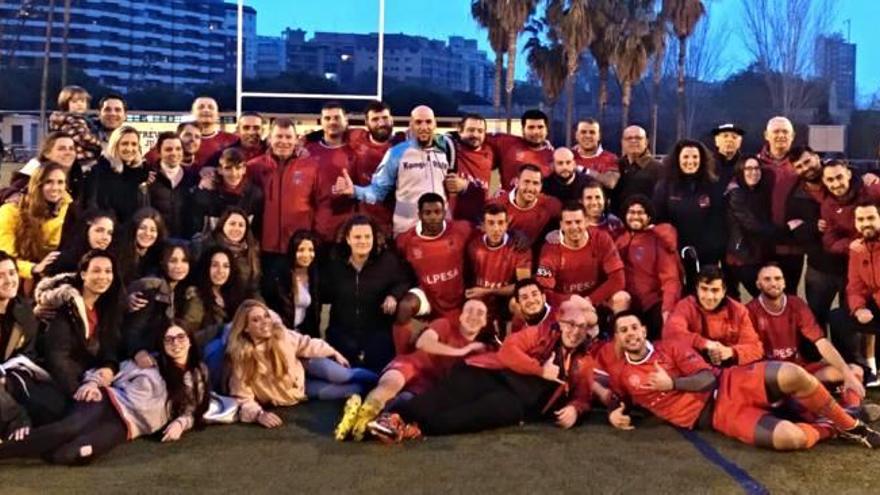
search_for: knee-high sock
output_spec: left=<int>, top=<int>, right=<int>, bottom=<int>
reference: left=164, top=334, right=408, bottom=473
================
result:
left=797, top=385, right=857, bottom=430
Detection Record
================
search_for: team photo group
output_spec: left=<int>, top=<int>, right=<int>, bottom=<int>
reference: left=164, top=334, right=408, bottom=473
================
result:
left=2, top=84, right=880, bottom=466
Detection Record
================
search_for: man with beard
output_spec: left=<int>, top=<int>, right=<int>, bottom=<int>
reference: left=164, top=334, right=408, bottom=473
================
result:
left=393, top=194, right=472, bottom=354
left=334, top=106, right=455, bottom=236
left=835, top=203, right=880, bottom=386
left=177, top=122, right=202, bottom=169
left=711, top=123, right=744, bottom=187
left=611, top=125, right=662, bottom=216
left=607, top=311, right=880, bottom=450
left=614, top=195, right=681, bottom=339
left=307, top=102, right=358, bottom=242
left=543, top=147, right=591, bottom=204
left=536, top=203, right=625, bottom=310
left=572, top=119, right=619, bottom=190
left=369, top=296, right=598, bottom=441
left=447, top=114, right=494, bottom=225
left=509, top=278, right=555, bottom=334
left=349, top=101, right=405, bottom=233
left=663, top=266, right=764, bottom=367
left=190, top=96, right=237, bottom=170
left=747, top=263, right=874, bottom=418
left=334, top=299, right=490, bottom=442
left=489, top=164, right=561, bottom=247
left=486, top=109, right=554, bottom=189
left=466, top=204, right=532, bottom=332
left=232, top=111, right=267, bottom=163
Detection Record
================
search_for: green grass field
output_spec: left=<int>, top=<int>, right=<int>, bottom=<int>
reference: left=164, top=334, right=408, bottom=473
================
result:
left=2, top=397, right=879, bottom=495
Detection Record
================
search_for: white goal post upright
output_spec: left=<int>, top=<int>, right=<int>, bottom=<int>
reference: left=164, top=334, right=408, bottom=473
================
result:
left=236, top=0, right=386, bottom=117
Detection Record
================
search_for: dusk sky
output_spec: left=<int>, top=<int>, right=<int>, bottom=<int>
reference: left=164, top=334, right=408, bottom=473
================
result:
left=246, top=0, right=880, bottom=106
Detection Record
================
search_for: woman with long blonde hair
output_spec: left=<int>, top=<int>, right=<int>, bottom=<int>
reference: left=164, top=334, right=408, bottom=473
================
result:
left=0, top=162, right=71, bottom=280
left=225, top=299, right=376, bottom=429
left=85, top=125, right=150, bottom=224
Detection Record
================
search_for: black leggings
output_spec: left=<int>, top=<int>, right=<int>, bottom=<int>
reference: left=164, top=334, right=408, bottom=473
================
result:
left=394, top=364, right=555, bottom=435
left=0, top=395, right=127, bottom=465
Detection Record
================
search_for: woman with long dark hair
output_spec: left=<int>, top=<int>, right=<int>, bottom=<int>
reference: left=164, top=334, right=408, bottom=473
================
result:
left=181, top=245, right=244, bottom=336
left=44, top=209, right=115, bottom=277
left=265, top=230, right=320, bottom=336
left=195, top=207, right=261, bottom=296
left=653, top=139, right=727, bottom=268
left=0, top=162, right=72, bottom=282
left=123, top=241, right=197, bottom=361
left=114, top=207, right=167, bottom=286
left=34, top=250, right=125, bottom=397
left=0, top=323, right=210, bottom=465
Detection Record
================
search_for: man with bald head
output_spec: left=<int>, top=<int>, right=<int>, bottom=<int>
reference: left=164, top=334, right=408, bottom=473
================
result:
left=611, top=125, right=662, bottom=216
left=760, top=116, right=796, bottom=168
left=334, top=105, right=456, bottom=235
left=190, top=96, right=237, bottom=170
left=543, top=147, right=591, bottom=204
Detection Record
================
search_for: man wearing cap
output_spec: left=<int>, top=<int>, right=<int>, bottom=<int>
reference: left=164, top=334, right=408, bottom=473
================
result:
left=712, top=123, right=745, bottom=187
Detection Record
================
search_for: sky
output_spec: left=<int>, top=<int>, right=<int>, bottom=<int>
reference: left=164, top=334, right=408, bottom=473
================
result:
left=246, top=0, right=880, bottom=106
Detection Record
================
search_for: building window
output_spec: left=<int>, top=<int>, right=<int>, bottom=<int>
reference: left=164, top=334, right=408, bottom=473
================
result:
left=11, top=125, right=23, bottom=145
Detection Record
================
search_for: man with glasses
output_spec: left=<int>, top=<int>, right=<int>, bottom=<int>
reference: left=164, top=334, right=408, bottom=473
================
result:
left=611, top=125, right=661, bottom=216
left=367, top=296, right=598, bottom=441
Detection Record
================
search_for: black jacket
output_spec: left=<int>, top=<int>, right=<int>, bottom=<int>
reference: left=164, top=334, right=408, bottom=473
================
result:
left=725, top=174, right=790, bottom=266
left=320, top=249, right=412, bottom=337
left=785, top=180, right=841, bottom=274
left=612, top=153, right=662, bottom=215
left=714, top=151, right=741, bottom=191
left=653, top=176, right=727, bottom=265
left=191, top=179, right=265, bottom=237
left=85, top=156, right=150, bottom=225
left=543, top=171, right=591, bottom=205
left=34, top=274, right=120, bottom=396
left=1, top=297, right=38, bottom=362
left=146, top=166, right=198, bottom=239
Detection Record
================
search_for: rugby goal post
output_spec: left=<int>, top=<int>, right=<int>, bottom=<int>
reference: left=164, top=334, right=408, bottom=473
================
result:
left=235, top=0, right=386, bottom=117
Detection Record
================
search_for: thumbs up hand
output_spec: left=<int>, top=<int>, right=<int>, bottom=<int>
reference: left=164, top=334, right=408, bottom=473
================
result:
left=541, top=352, right=565, bottom=384
left=642, top=362, right=674, bottom=391
left=332, top=168, right=354, bottom=196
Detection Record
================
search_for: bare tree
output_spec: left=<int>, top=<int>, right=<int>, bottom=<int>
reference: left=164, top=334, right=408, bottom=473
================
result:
left=40, top=0, right=57, bottom=137
left=739, top=0, right=837, bottom=114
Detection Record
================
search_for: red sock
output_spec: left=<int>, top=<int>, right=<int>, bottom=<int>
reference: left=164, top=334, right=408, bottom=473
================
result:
left=392, top=321, right=413, bottom=355
left=795, top=423, right=821, bottom=449
left=797, top=384, right=857, bottom=430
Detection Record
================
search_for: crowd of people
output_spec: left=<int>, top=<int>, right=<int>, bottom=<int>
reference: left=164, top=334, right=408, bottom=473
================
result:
left=2, top=84, right=880, bottom=466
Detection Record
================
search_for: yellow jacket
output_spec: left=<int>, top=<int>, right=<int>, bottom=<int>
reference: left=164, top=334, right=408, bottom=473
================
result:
left=0, top=195, right=72, bottom=279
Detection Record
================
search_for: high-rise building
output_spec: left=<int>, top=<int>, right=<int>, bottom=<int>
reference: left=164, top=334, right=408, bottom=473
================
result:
left=815, top=34, right=856, bottom=116
left=222, top=2, right=256, bottom=80
left=255, top=35, right=286, bottom=78
left=283, top=30, right=493, bottom=99
left=0, top=0, right=233, bottom=92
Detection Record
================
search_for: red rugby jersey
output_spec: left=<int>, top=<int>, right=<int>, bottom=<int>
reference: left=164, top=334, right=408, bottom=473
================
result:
left=489, top=189, right=561, bottom=247
left=306, top=141, right=358, bottom=242
left=536, top=227, right=625, bottom=306
left=746, top=295, right=824, bottom=363
left=486, top=133, right=553, bottom=189
left=396, top=220, right=473, bottom=315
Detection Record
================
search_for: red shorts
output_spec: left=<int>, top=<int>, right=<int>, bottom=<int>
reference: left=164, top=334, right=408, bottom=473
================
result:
left=383, top=356, right=437, bottom=395
left=712, top=362, right=772, bottom=445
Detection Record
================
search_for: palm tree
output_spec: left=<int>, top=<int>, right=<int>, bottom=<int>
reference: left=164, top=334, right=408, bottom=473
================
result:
left=492, top=0, right=539, bottom=133
left=524, top=33, right=567, bottom=138
left=471, top=0, right=509, bottom=119
left=649, top=9, right=669, bottom=152
left=609, top=1, right=656, bottom=134
left=61, top=0, right=71, bottom=86
left=547, top=0, right=593, bottom=146
left=665, top=0, right=705, bottom=139
left=588, top=0, right=621, bottom=126
left=40, top=0, right=57, bottom=137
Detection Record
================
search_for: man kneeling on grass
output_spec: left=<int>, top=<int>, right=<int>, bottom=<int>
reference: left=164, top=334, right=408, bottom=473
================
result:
left=334, top=299, right=490, bottom=441
left=606, top=311, right=880, bottom=450
left=366, top=296, right=597, bottom=443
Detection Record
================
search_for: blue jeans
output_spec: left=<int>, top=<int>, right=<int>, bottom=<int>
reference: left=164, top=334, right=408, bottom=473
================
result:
left=305, top=357, right=378, bottom=400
